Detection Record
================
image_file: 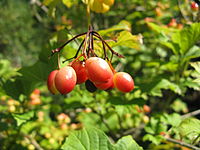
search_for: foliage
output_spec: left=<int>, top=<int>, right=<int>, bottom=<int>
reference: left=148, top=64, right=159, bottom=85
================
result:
left=61, top=127, right=143, bottom=150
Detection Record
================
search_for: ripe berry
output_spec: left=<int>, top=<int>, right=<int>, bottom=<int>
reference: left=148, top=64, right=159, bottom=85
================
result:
left=94, top=76, right=114, bottom=90
left=143, top=105, right=151, bottom=113
left=113, top=72, right=134, bottom=93
left=54, top=66, right=77, bottom=95
left=33, top=89, right=40, bottom=95
left=71, top=61, right=88, bottom=84
left=85, top=80, right=97, bottom=93
left=86, top=57, right=113, bottom=83
left=191, top=2, right=199, bottom=11
left=47, top=70, right=59, bottom=94
left=168, top=18, right=177, bottom=27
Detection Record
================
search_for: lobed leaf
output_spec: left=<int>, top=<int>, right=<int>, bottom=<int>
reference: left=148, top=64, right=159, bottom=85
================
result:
left=61, top=127, right=143, bottom=150
left=12, top=111, right=34, bottom=126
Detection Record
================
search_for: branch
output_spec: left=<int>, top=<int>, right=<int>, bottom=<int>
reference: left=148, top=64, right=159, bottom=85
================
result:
left=24, top=135, right=44, bottom=150
left=30, top=0, right=48, bottom=13
left=182, top=109, right=200, bottom=119
left=177, top=0, right=190, bottom=22
left=164, top=136, right=200, bottom=150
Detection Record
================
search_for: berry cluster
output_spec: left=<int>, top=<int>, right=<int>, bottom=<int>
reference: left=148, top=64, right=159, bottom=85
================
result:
left=47, top=27, right=134, bottom=95
left=47, top=57, right=134, bottom=94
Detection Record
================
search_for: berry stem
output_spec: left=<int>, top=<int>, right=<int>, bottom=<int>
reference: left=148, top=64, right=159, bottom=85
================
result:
left=62, top=38, right=85, bottom=63
left=51, top=32, right=87, bottom=56
left=102, top=40, right=108, bottom=60
left=82, top=30, right=90, bottom=59
left=57, top=53, right=61, bottom=69
left=69, top=54, right=84, bottom=66
left=86, top=4, right=91, bottom=28
left=92, top=31, right=124, bottom=58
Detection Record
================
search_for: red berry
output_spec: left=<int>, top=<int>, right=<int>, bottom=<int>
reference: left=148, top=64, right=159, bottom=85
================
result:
left=85, top=57, right=113, bottom=83
left=33, top=89, right=40, bottom=95
left=54, top=66, right=77, bottom=94
left=47, top=70, right=59, bottom=94
left=94, top=76, right=114, bottom=90
left=191, top=2, right=199, bottom=11
left=168, top=18, right=177, bottom=27
left=71, top=61, right=88, bottom=84
left=113, top=72, right=134, bottom=93
left=143, top=105, right=151, bottom=113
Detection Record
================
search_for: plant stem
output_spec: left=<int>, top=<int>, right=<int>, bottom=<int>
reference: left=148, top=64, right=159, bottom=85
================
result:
left=24, top=135, right=44, bottom=150
left=57, top=53, right=60, bottom=69
left=164, top=136, right=200, bottom=150
left=93, top=32, right=124, bottom=58
left=182, top=109, right=200, bottom=119
left=51, top=32, right=87, bottom=56
left=62, top=39, right=85, bottom=63
left=86, top=4, right=91, bottom=28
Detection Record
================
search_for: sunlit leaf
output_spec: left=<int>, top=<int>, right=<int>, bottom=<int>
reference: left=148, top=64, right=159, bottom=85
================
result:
left=171, top=23, right=200, bottom=55
left=62, top=0, right=73, bottom=8
left=143, top=134, right=164, bottom=145
left=150, top=79, right=182, bottom=97
left=61, top=127, right=143, bottom=150
left=12, top=111, right=34, bottom=126
left=177, top=118, right=200, bottom=141
left=99, top=20, right=131, bottom=36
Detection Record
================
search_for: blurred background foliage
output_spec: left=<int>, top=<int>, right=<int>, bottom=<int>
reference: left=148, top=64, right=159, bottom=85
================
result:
left=0, top=0, right=200, bottom=150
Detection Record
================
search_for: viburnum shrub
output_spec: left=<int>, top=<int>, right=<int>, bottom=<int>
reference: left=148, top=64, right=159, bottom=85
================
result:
left=47, top=26, right=134, bottom=94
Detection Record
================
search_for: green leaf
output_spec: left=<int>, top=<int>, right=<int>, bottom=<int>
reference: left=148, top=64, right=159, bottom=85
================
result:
left=147, top=22, right=178, bottom=35
left=170, top=99, right=188, bottom=113
left=99, top=20, right=132, bottom=36
left=0, top=59, right=20, bottom=81
left=150, top=79, right=182, bottom=97
left=143, top=134, right=164, bottom=145
left=163, top=113, right=181, bottom=127
left=191, top=62, right=200, bottom=73
left=171, top=23, right=200, bottom=55
left=62, top=0, right=73, bottom=8
left=111, top=31, right=141, bottom=50
left=161, top=41, right=179, bottom=55
left=145, top=117, right=167, bottom=135
left=183, top=46, right=200, bottom=62
left=190, top=62, right=200, bottom=84
left=12, top=111, right=34, bottom=126
left=114, top=136, right=143, bottom=150
left=177, top=118, right=200, bottom=139
left=3, top=60, right=54, bottom=98
left=61, top=127, right=143, bottom=150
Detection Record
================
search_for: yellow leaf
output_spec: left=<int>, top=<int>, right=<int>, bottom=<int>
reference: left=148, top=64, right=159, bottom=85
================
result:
left=62, top=0, right=72, bottom=8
